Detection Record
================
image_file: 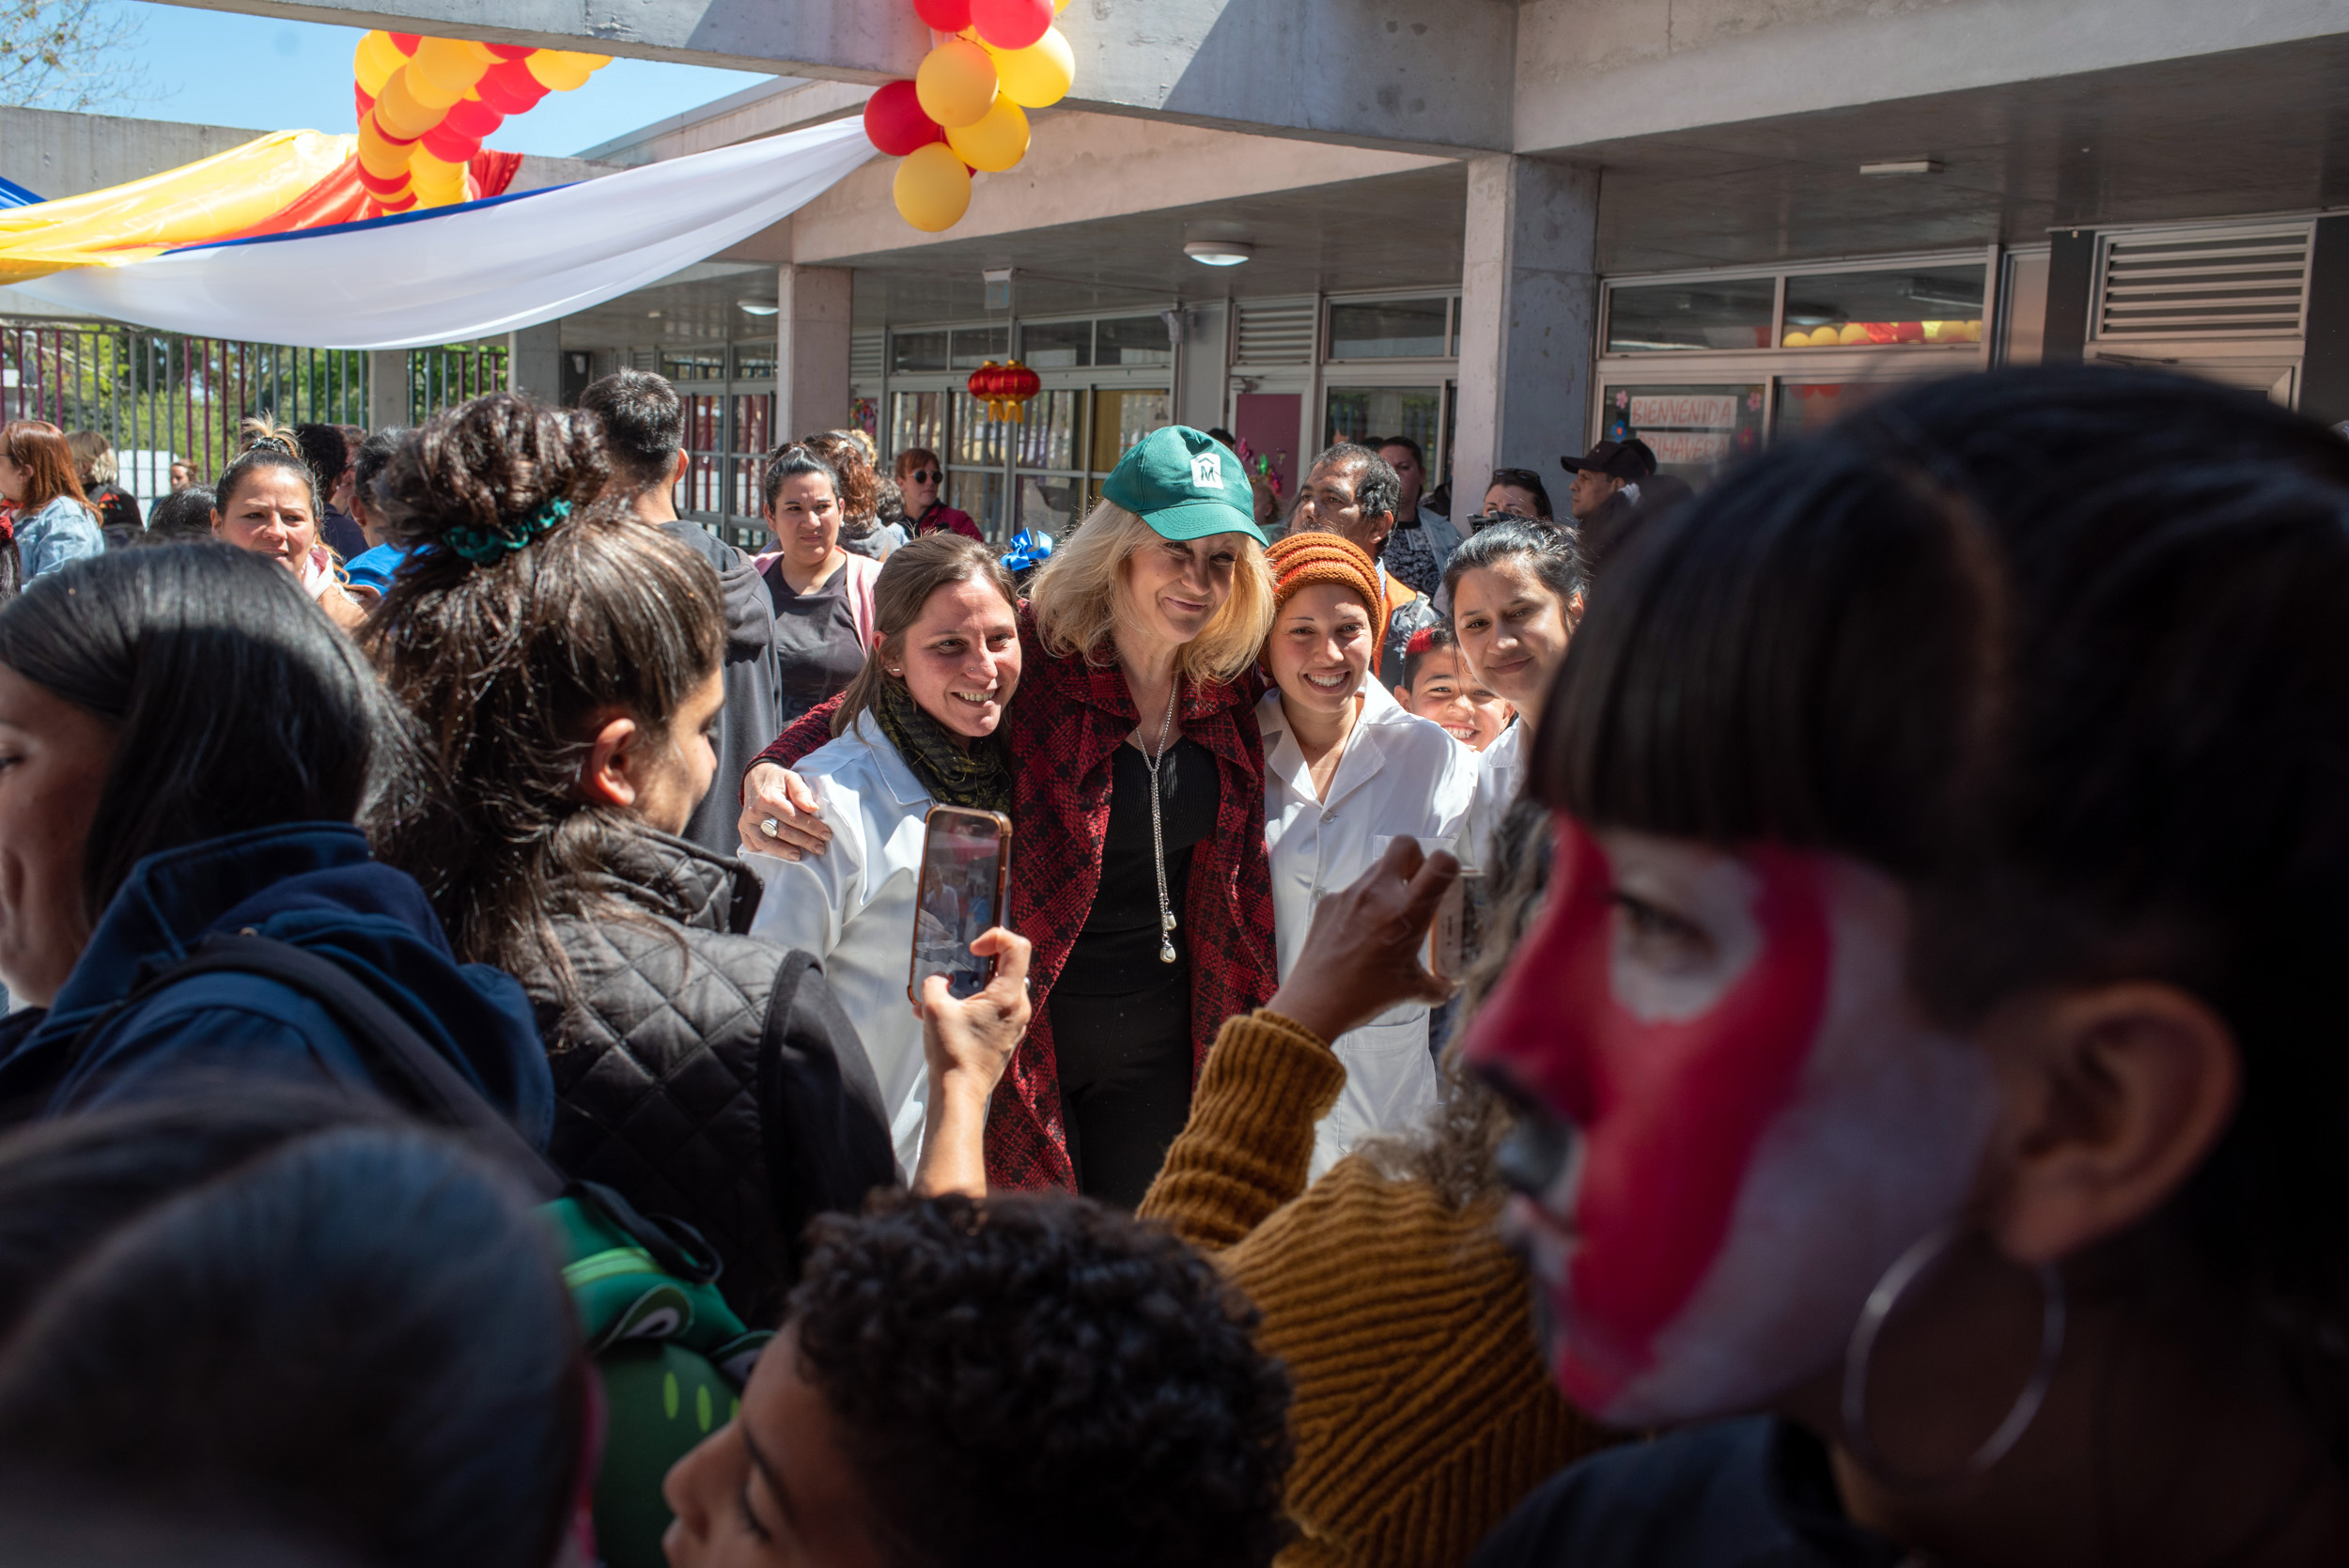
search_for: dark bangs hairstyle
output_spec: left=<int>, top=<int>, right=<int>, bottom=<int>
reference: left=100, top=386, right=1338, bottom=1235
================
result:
left=0, top=544, right=389, bottom=924
left=1537, top=365, right=2349, bottom=1458
left=361, top=393, right=726, bottom=1011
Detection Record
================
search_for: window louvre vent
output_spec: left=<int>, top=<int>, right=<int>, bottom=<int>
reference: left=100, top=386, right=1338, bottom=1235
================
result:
left=850, top=331, right=884, bottom=385
left=2096, top=227, right=2310, bottom=340
left=1235, top=298, right=1316, bottom=366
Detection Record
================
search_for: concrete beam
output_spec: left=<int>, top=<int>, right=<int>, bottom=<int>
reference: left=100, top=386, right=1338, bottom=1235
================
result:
left=146, top=0, right=1515, bottom=153
left=1514, top=0, right=2349, bottom=153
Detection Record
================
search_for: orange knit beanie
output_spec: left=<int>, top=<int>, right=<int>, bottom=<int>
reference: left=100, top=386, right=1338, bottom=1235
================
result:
left=1266, top=531, right=1388, bottom=646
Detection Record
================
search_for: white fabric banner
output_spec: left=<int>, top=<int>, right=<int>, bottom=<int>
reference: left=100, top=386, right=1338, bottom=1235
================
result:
left=18, top=116, right=875, bottom=350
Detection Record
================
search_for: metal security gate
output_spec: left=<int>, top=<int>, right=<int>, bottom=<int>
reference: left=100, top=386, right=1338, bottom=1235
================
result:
left=1, top=318, right=508, bottom=492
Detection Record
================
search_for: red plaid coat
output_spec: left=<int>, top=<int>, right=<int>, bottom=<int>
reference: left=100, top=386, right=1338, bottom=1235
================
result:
left=751, top=609, right=1278, bottom=1191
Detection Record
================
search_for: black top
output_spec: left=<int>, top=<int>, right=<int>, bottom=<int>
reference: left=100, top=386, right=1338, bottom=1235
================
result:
left=766, top=562, right=866, bottom=729
left=1467, top=1418, right=1905, bottom=1568
left=88, top=483, right=140, bottom=542
left=318, top=505, right=368, bottom=563
left=663, top=520, right=781, bottom=860
left=1059, top=736, right=1219, bottom=995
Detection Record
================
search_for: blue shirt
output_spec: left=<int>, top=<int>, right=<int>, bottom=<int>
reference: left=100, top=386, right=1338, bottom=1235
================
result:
left=344, top=542, right=412, bottom=594
left=14, top=494, right=103, bottom=579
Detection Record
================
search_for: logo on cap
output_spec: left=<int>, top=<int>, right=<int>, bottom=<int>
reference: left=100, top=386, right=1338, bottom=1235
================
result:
left=1190, top=451, right=1222, bottom=489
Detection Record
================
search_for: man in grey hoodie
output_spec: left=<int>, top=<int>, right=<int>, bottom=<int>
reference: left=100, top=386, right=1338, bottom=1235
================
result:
left=580, top=370, right=782, bottom=860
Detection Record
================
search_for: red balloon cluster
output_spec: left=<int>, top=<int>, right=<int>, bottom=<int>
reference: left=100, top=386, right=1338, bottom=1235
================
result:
left=863, top=79, right=946, bottom=157
left=968, top=359, right=1042, bottom=422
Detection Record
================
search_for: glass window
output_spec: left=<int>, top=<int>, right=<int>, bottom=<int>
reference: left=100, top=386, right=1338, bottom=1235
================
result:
left=1780, top=265, right=1985, bottom=348
left=733, top=344, right=776, bottom=380
left=1021, top=320, right=1091, bottom=368
left=947, top=470, right=1005, bottom=537
left=733, top=457, right=766, bottom=522
left=1771, top=380, right=1922, bottom=438
left=1328, top=298, right=1450, bottom=360
left=730, top=393, right=771, bottom=458
left=1015, top=473, right=1082, bottom=533
left=1013, top=389, right=1080, bottom=471
left=953, top=391, right=1012, bottom=467
left=892, top=332, right=947, bottom=373
left=951, top=326, right=1009, bottom=370
left=891, top=391, right=946, bottom=461
left=1089, top=389, right=1171, bottom=472
left=663, top=349, right=725, bottom=381
left=1605, top=278, right=1777, bottom=353
left=1096, top=316, right=1171, bottom=366
left=1324, top=385, right=1441, bottom=457
left=1596, top=383, right=1766, bottom=483
left=684, top=395, right=723, bottom=453
left=680, top=453, right=724, bottom=514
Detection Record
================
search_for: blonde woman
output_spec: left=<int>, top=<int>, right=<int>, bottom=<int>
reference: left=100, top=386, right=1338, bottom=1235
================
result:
left=741, top=427, right=1277, bottom=1203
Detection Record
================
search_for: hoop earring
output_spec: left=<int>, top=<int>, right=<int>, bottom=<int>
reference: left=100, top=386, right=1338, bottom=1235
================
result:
left=1841, top=1223, right=2066, bottom=1488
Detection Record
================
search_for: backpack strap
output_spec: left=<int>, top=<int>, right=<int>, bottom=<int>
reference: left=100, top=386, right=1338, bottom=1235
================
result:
left=117, top=933, right=558, bottom=1195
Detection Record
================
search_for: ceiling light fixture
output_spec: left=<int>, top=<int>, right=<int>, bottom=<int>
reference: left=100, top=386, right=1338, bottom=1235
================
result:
left=1184, top=240, right=1253, bottom=267
left=1859, top=159, right=1943, bottom=177
left=739, top=298, right=780, bottom=316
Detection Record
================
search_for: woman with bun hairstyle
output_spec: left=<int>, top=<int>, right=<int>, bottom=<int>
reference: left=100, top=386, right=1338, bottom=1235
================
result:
left=365, top=393, right=896, bottom=1323
left=742, top=427, right=1277, bottom=1204
left=0, top=421, right=102, bottom=582
left=210, top=421, right=368, bottom=631
left=1467, top=367, right=2349, bottom=1567
left=748, top=532, right=1025, bottom=1176
left=1255, top=532, right=1475, bottom=1175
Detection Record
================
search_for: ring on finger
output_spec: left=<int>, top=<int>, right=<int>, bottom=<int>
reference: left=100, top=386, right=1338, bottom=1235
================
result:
left=760, top=816, right=781, bottom=839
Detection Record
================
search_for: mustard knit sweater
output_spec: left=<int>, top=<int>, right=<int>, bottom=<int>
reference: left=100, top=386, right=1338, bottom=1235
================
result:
left=1139, top=1010, right=1610, bottom=1568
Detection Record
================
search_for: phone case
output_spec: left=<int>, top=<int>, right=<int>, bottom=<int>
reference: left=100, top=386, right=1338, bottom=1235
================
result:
left=907, top=805, right=1015, bottom=1003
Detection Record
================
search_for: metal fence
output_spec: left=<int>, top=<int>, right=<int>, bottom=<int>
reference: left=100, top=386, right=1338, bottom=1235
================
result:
left=0, top=318, right=507, bottom=489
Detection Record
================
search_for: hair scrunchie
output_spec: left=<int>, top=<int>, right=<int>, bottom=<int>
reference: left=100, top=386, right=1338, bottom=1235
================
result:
left=447, top=498, right=572, bottom=566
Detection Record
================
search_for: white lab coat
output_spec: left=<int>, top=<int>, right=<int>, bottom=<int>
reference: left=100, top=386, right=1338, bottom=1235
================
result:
left=743, top=713, right=934, bottom=1177
left=1461, top=720, right=1525, bottom=873
left=1259, top=677, right=1478, bottom=1179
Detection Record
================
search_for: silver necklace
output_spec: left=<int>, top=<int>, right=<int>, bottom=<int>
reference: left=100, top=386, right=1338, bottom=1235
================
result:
left=1140, top=675, right=1179, bottom=964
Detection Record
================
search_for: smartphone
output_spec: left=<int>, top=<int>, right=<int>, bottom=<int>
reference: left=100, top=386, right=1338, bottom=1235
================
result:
left=1428, top=867, right=1490, bottom=983
left=909, top=805, right=1014, bottom=1003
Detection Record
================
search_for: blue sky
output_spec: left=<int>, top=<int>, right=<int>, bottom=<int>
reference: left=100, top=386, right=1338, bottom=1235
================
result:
left=93, top=1, right=774, bottom=156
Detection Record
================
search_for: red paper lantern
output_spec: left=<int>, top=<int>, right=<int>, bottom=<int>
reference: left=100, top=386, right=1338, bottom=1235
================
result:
left=971, top=0, right=1052, bottom=51
left=863, top=79, right=945, bottom=156
left=966, top=359, right=1041, bottom=422
left=913, top=0, right=972, bottom=30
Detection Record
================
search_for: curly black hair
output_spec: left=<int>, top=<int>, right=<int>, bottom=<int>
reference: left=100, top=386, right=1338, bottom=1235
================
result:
left=788, top=1190, right=1294, bottom=1568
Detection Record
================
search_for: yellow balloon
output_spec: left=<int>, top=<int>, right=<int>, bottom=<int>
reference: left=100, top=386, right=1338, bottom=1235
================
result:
left=1837, top=322, right=1872, bottom=346
left=411, top=36, right=490, bottom=97
left=946, top=96, right=1030, bottom=173
left=355, top=50, right=395, bottom=98
left=894, top=143, right=972, bottom=231
left=917, top=39, right=999, bottom=129
left=357, top=29, right=407, bottom=79
left=357, top=116, right=416, bottom=176
left=989, top=26, right=1072, bottom=109
left=526, top=50, right=599, bottom=91
left=372, top=72, right=443, bottom=138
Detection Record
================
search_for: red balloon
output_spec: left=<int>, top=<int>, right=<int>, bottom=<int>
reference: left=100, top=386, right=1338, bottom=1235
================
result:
left=913, top=0, right=972, bottom=30
left=421, top=122, right=484, bottom=163
left=444, top=96, right=506, bottom=138
left=970, top=0, right=1051, bottom=50
left=386, top=32, right=419, bottom=54
left=482, top=43, right=536, bottom=61
left=354, top=83, right=375, bottom=117
left=474, top=58, right=552, bottom=116
left=863, top=79, right=944, bottom=156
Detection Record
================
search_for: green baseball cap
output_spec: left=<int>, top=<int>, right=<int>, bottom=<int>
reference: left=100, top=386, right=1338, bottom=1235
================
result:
left=1102, top=426, right=1266, bottom=545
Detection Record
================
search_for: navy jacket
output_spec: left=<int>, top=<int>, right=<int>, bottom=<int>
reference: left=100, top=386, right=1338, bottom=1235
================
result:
left=0, top=823, right=552, bottom=1142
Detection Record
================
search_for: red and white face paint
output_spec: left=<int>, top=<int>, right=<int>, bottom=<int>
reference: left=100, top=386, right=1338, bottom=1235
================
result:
left=1465, top=816, right=1997, bottom=1426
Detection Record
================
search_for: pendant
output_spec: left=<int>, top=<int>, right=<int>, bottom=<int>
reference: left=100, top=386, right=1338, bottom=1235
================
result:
left=1159, top=938, right=1177, bottom=964
left=1162, top=909, right=1178, bottom=933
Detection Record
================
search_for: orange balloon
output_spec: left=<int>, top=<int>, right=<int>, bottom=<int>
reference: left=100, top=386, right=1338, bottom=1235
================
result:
left=410, top=36, right=491, bottom=97
left=357, top=116, right=416, bottom=176
left=371, top=71, right=443, bottom=138
left=916, top=39, right=998, bottom=128
left=525, top=50, right=600, bottom=91
left=894, top=142, right=972, bottom=230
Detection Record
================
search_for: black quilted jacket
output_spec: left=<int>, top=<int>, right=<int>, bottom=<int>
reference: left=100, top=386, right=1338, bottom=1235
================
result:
left=531, top=826, right=896, bottom=1326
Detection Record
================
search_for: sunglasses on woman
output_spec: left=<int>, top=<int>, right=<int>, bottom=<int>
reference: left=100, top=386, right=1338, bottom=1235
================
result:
left=907, top=469, right=939, bottom=484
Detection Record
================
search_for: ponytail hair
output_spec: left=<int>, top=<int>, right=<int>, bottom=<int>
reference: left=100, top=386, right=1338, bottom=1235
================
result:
left=832, top=533, right=1019, bottom=737
left=213, top=417, right=325, bottom=536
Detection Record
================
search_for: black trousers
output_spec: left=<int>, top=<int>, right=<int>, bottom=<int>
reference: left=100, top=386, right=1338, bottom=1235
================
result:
left=1050, top=969, right=1194, bottom=1209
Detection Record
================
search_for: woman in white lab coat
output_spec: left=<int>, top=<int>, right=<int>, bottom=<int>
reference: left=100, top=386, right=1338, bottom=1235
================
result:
left=1444, top=519, right=1586, bottom=870
left=748, top=533, right=1023, bottom=1173
left=1256, top=533, right=1477, bottom=1175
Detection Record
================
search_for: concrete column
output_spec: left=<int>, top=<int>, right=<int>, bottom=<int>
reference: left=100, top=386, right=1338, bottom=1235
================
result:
left=366, top=349, right=407, bottom=429
left=506, top=322, right=564, bottom=403
left=1176, top=301, right=1230, bottom=435
left=2042, top=227, right=2096, bottom=365
left=1452, top=156, right=1599, bottom=500
left=777, top=264, right=854, bottom=441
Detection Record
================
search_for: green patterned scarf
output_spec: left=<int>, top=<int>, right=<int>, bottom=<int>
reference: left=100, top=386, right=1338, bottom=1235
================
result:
left=872, top=673, right=1014, bottom=815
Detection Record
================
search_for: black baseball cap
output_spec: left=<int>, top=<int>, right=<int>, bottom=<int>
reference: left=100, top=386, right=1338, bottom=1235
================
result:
left=1559, top=439, right=1657, bottom=480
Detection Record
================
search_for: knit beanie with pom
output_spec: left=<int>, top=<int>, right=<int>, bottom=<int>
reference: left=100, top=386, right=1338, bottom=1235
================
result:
left=1266, top=531, right=1387, bottom=647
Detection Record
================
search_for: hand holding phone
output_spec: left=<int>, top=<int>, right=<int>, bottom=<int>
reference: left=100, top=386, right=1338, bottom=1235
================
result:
left=909, top=805, right=1014, bottom=1003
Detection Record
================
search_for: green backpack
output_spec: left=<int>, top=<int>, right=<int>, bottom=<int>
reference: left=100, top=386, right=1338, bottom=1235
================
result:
left=132, top=935, right=770, bottom=1568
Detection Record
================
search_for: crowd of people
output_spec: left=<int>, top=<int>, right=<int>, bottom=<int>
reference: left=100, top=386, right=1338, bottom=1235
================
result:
left=0, top=361, right=2344, bottom=1567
